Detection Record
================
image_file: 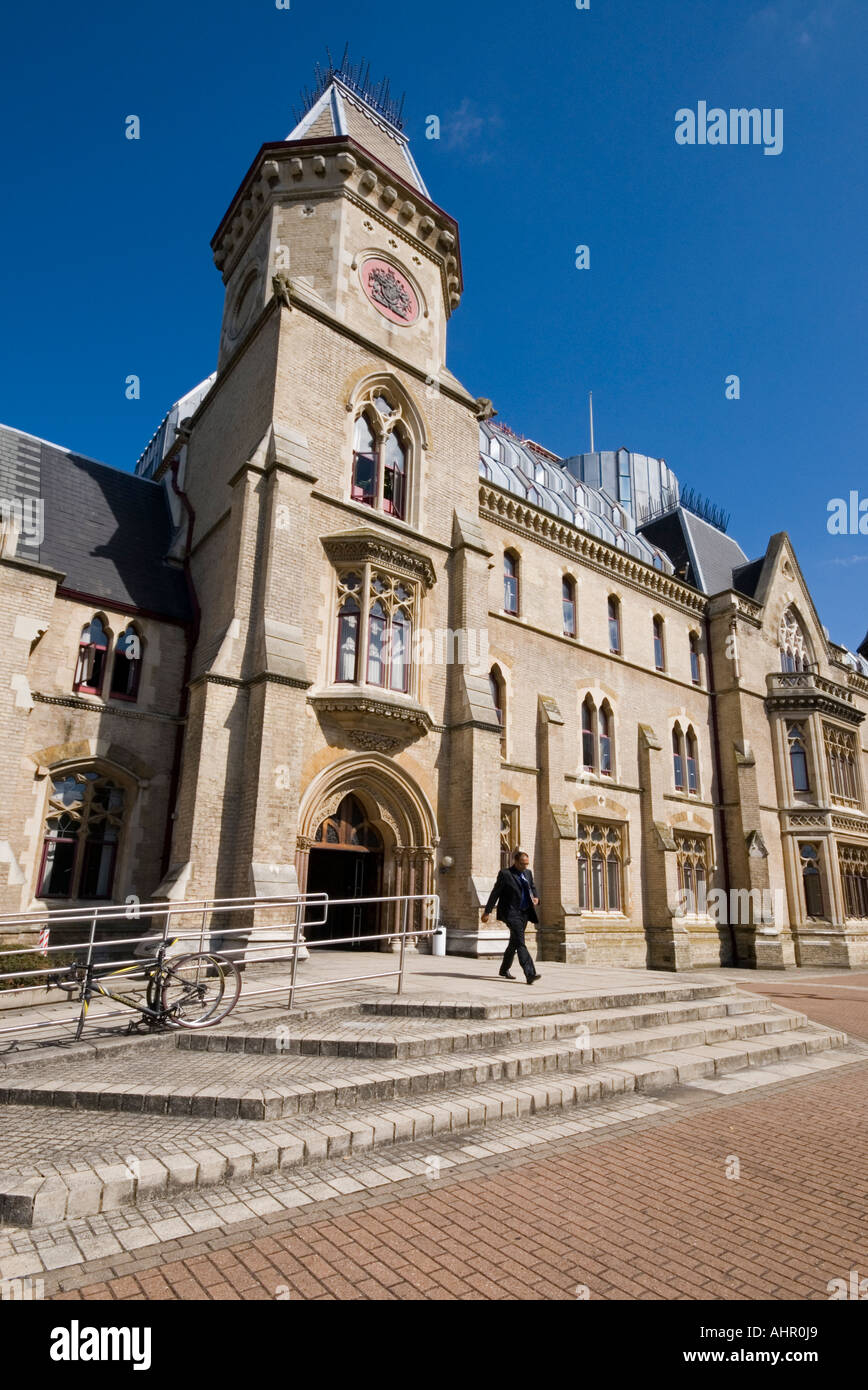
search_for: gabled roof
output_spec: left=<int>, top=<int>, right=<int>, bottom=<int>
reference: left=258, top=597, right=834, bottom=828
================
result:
left=286, top=77, right=430, bottom=197
left=0, top=423, right=192, bottom=623
left=636, top=505, right=748, bottom=594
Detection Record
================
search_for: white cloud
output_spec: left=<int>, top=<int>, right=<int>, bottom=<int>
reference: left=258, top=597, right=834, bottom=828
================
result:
left=823, top=554, right=868, bottom=568
left=747, top=0, right=843, bottom=50
left=443, top=100, right=503, bottom=161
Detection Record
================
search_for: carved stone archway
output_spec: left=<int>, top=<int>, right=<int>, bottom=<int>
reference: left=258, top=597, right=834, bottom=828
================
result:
left=297, top=756, right=438, bottom=949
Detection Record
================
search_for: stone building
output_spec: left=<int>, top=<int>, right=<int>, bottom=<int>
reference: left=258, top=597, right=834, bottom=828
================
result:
left=1, top=60, right=867, bottom=971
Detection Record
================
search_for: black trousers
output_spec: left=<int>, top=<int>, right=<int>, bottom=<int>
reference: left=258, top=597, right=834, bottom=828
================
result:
left=500, top=913, right=535, bottom=981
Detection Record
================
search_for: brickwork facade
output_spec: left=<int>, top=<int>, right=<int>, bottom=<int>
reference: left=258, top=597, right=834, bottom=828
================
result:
left=0, top=79, right=865, bottom=969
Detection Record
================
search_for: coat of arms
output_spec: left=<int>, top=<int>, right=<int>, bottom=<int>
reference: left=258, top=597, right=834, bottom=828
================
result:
left=367, top=265, right=413, bottom=320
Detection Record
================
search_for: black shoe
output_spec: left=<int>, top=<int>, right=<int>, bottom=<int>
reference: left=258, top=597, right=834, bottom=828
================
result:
left=499, top=971, right=517, bottom=980
left=527, top=973, right=542, bottom=985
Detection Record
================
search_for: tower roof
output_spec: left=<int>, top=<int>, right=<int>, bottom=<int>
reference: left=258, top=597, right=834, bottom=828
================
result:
left=287, top=54, right=429, bottom=198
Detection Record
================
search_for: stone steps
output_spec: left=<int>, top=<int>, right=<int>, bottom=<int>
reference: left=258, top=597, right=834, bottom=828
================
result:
left=176, top=995, right=780, bottom=1060
left=0, top=1010, right=843, bottom=1121
left=0, top=1028, right=861, bottom=1229
left=0, top=980, right=854, bottom=1227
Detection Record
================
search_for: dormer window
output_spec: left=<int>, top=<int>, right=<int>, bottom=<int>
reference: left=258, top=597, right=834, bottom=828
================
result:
left=74, top=616, right=110, bottom=695
left=109, top=626, right=142, bottom=702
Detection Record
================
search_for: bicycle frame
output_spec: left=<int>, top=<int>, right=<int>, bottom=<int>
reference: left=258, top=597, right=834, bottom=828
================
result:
left=62, top=943, right=189, bottom=1040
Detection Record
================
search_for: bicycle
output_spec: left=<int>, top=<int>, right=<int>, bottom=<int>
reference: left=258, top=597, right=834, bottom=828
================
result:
left=48, top=939, right=242, bottom=1040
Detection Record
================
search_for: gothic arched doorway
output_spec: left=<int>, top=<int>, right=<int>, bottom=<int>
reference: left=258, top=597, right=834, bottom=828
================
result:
left=305, top=795, right=384, bottom=948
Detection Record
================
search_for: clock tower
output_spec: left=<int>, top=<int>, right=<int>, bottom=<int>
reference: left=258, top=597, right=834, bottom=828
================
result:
left=211, top=56, right=463, bottom=385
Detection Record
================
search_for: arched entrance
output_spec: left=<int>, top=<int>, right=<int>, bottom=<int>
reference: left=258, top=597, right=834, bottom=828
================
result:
left=305, top=795, right=384, bottom=949
left=296, top=756, right=438, bottom=953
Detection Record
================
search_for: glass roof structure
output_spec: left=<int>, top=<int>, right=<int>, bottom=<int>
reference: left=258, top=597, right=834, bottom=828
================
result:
left=479, top=422, right=674, bottom=574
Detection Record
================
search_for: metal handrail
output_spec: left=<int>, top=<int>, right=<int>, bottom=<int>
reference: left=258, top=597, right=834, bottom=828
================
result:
left=0, top=890, right=441, bottom=1041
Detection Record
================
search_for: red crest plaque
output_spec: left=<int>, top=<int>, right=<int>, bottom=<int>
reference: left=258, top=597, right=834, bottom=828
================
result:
left=360, top=259, right=419, bottom=325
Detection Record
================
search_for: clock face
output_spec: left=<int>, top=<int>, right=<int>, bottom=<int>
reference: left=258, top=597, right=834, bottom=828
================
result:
left=360, top=258, right=419, bottom=325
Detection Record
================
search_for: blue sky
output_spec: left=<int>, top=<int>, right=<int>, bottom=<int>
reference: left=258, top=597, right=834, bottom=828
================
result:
left=1, top=0, right=865, bottom=647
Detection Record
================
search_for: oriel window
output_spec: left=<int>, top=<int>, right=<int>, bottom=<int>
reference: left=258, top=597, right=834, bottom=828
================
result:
left=334, top=569, right=415, bottom=695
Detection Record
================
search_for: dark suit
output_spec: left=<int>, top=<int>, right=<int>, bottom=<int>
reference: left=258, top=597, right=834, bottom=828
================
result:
left=485, top=866, right=538, bottom=981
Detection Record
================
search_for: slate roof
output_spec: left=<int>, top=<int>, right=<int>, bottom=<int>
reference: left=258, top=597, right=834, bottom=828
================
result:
left=286, top=77, right=430, bottom=197
left=731, top=558, right=764, bottom=599
left=637, top=505, right=749, bottom=595
left=0, top=423, right=192, bottom=623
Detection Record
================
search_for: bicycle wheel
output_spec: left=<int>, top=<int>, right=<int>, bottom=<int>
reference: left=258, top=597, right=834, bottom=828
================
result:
left=158, top=953, right=241, bottom=1028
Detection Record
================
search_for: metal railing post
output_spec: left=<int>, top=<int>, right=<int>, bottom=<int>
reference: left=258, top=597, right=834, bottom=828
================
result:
left=75, top=909, right=99, bottom=1041
left=288, top=898, right=302, bottom=1012
left=397, top=896, right=409, bottom=995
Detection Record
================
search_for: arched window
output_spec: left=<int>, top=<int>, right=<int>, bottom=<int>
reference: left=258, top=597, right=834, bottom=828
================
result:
left=503, top=552, right=519, bottom=614
left=653, top=616, right=665, bottom=671
left=608, top=596, right=621, bottom=655
left=490, top=666, right=507, bottom=758
left=788, top=722, right=810, bottom=793
left=673, top=725, right=685, bottom=791
left=109, top=625, right=142, bottom=701
left=577, top=822, right=624, bottom=913
left=599, top=704, right=613, bottom=777
left=676, top=834, right=709, bottom=915
left=582, top=697, right=615, bottom=778
left=351, top=414, right=378, bottom=508
left=350, top=391, right=411, bottom=521
left=390, top=606, right=411, bottom=694
left=582, top=697, right=596, bottom=773
left=334, top=570, right=415, bottom=694
left=780, top=609, right=811, bottom=673
left=689, top=633, right=702, bottom=686
left=37, top=769, right=126, bottom=900
left=74, top=616, right=110, bottom=695
left=562, top=576, right=577, bottom=638
left=824, top=723, right=859, bottom=805
left=686, top=726, right=699, bottom=795
left=382, top=430, right=407, bottom=518
left=800, top=843, right=824, bottom=918
left=335, top=574, right=361, bottom=683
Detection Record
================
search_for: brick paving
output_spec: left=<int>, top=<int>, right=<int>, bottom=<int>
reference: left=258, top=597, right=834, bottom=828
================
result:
left=2, top=965, right=864, bottom=1300
left=745, top=972, right=868, bottom=1042
left=42, top=1060, right=868, bottom=1301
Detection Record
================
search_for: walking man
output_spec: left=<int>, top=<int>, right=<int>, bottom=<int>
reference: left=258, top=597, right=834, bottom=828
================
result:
left=482, top=849, right=542, bottom=984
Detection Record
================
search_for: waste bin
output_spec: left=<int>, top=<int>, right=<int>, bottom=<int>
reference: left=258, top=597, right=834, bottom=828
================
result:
left=432, top=925, right=446, bottom=957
